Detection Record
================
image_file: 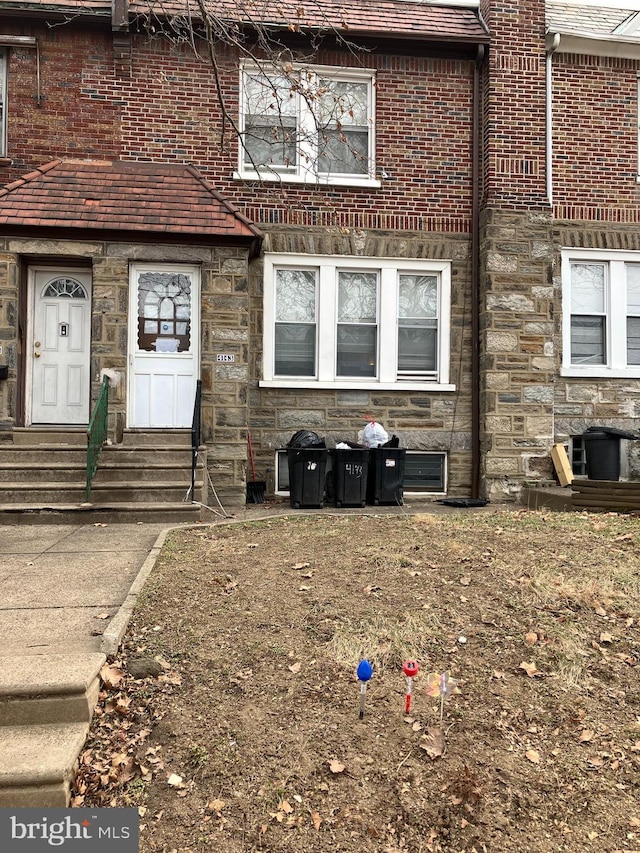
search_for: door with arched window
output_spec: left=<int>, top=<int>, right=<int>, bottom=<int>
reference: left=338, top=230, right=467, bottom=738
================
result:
left=128, top=264, right=200, bottom=428
left=29, top=269, right=92, bottom=425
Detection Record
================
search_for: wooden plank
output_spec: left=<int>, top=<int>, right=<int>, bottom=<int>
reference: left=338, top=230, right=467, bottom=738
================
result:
left=572, top=480, right=640, bottom=494
left=573, top=496, right=640, bottom=509
left=551, top=444, right=573, bottom=487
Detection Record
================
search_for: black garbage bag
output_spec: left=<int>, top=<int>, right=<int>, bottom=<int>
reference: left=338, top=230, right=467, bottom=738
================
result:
left=287, top=429, right=326, bottom=448
left=382, top=435, right=400, bottom=448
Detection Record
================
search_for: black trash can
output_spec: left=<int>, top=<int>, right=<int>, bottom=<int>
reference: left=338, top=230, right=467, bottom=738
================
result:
left=287, top=447, right=328, bottom=508
left=582, top=426, right=637, bottom=481
left=366, top=447, right=406, bottom=505
left=332, top=448, right=369, bottom=507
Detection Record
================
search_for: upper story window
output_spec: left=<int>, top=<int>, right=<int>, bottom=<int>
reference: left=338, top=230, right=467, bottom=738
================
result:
left=562, top=249, right=640, bottom=377
left=238, top=63, right=378, bottom=187
left=262, top=253, right=454, bottom=391
left=0, top=48, right=6, bottom=157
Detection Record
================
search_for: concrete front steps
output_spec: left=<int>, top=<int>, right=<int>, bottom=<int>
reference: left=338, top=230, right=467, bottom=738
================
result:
left=0, top=428, right=207, bottom=524
left=0, top=653, right=105, bottom=807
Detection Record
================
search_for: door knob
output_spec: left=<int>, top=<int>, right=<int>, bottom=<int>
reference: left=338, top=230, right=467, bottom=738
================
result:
left=34, top=352, right=41, bottom=358
left=35, top=341, right=41, bottom=347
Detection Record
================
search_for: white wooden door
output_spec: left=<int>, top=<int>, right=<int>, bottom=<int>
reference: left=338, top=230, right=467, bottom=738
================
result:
left=30, top=270, right=92, bottom=425
left=128, top=264, right=200, bottom=428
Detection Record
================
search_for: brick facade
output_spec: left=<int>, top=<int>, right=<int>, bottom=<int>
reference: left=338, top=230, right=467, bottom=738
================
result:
left=2, top=2, right=640, bottom=505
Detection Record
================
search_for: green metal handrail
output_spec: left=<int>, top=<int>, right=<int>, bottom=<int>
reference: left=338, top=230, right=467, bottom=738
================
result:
left=86, top=375, right=110, bottom=500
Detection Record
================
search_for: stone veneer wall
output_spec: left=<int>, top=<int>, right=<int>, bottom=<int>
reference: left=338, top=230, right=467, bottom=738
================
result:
left=0, top=237, right=251, bottom=505
left=0, top=251, right=18, bottom=438
left=247, top=228, right=475, bottom=498
left=552, top=224, right=640, bottom=480
left=479, top=209, right=556, bottom=500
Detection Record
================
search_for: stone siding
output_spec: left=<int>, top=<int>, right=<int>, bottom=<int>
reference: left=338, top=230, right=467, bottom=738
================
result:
left=247, top=228, right=474, bottom=498
left=0, top=238, right=251, bottom=505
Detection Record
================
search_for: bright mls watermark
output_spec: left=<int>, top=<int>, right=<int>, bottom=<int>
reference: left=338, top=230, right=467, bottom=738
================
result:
left=0, top=808, right=138, bottom=851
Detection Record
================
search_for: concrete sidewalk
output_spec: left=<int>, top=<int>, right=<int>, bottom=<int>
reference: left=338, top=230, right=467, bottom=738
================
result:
left=0, top=521, right=171, bottom=657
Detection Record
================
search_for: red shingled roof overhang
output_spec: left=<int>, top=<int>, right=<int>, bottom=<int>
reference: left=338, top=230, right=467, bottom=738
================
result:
left=0, top=159, right=263, bottom=250
left=2, top=1, right=489, bottom=45
left=130, top=0, right=489, bottom=45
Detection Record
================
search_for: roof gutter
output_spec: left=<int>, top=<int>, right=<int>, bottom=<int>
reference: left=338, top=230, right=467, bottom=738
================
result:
left=545, top=29, right=640, bottom=59
left=546, top=33, right=561, bottom=207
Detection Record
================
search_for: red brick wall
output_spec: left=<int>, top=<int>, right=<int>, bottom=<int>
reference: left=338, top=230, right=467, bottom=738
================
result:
left=480, top=0, right=549, bottom=209
left=552, top=53, right=640, bottom=222
left=1, top=23, right=476, bottom=230
left=2, top=21, right=120, bottom=178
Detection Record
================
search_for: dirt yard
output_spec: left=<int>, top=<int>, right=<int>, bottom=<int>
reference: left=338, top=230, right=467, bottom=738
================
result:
left=72, top=507, right=640, bottom=853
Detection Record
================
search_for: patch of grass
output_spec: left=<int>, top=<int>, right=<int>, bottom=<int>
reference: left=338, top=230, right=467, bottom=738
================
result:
left=329, top=612, right=443, bottom=672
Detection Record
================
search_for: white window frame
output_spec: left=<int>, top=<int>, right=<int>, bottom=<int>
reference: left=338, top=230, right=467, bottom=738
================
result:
left=0, top=48, right=6, bottom=157
left=261, top=253, right=454, bottom=390
left=236, top=62, right=380, bottom=188
left=561, top=248, right=640, bottom=377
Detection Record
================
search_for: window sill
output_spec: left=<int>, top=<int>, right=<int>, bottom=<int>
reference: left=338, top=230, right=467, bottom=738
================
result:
left=561, top=367, right=640, bottom=378
left=234, top=171, right=381, bottom=189
left=260, top=380, right=456, bottom=391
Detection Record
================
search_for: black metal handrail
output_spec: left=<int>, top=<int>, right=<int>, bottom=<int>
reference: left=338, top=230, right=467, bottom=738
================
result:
left=190, top=379, right=202, bottom=501
left=86, top=375, right=110, bottom=500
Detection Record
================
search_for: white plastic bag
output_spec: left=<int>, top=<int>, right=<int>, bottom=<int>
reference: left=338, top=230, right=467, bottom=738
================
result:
left=362, top=421, right=389, bottom=448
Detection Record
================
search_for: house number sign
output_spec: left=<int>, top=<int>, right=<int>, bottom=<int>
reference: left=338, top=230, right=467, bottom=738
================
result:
left=59, top=323, right=69, bottom=337
left=216, top=354, right=235, bottom=362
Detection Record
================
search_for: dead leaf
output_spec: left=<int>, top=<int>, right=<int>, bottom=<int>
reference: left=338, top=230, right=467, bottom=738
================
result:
left=328, top=760, right=345, bottom=774
left=278, top=800, right=293, bottom=814
left=599, top=632, right=614, bottom=644
left=519, top=661, right=542, bottom=678
left=311, top=811, right=322, bottom=830
left=459, top=576, right=471, bottom=586
left=288, top=662, right=301, bottom=674
left=291, top=562, right=310, bottom=571
left=594, top=604, right=607, bottom=617
left=587, top=755, right=604, bottom=769
left=525, top=749, right=541, bottom=764
left=629, top=817, right=640, bottom=828
left=493, top=669, right=505, bottom=680
left=579, top=729, right=594, bottom=743
left=94, top=613, right=111, bottom=620
left=207, top=798, right=225, bottom=812
left=525, top=631, right=538, bottom=646
left=100, top=664, right=124, bottom=688
left=167, top=773, right=184, bottom=787
left=419, top=727, right=445, bottom=760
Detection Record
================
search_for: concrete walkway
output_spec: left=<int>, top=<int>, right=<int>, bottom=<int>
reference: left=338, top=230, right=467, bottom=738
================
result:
left=0, top=521, right=170, bottom=656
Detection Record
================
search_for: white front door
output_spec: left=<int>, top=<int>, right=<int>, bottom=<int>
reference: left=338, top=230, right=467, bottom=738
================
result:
left=128, top=264, right=200, bottom=428
left=29, top=269, right=92, bottom=425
